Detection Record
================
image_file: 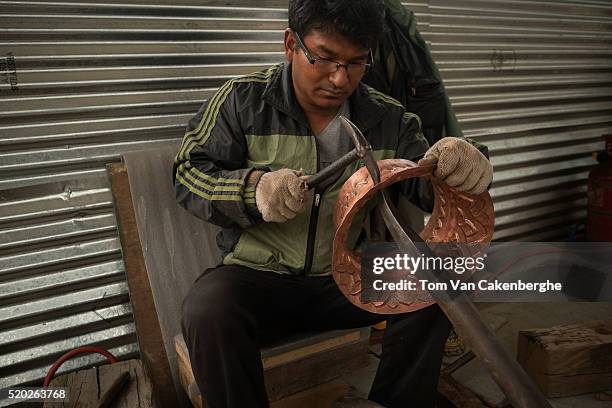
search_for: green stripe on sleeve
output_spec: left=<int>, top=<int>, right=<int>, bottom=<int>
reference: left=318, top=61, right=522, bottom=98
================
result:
left=178, top=66, right=279, bottom=161
left=182, top=167, right=241, bottom=194
left=175, top=171, right=243, bottom=202
left=403, top=112, right=423, bottom=130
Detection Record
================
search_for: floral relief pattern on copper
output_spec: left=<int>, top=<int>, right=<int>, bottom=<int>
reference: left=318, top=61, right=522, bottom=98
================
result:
left=332, top=159, right=495, bottom=314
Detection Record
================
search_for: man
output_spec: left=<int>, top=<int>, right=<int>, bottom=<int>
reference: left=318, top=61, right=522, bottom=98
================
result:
left=174, top=1, right=492, bottom=407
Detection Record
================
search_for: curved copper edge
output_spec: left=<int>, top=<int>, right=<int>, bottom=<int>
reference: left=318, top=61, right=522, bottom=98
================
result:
left=332, top=159, right=495, bottom=314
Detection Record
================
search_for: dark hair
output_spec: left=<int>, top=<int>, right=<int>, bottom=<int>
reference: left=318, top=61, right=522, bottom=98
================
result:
left=288, top=0, right=385, bottom=49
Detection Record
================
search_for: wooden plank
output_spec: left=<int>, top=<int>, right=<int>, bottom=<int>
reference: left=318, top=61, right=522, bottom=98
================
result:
left=517, top=320, right=612, bottom=397
left=44, top=364, right=98, bottom=407
left=107, top=162, right=177, bottom=407
left=98, top=360, right=156, bottom=408
left=262, top=331, right=362, bottom=370
left=44, top=360, right=156, bottom=408
left=436, top=373, right=491, bottom=408
left=261, top=329, right=366, bottom=358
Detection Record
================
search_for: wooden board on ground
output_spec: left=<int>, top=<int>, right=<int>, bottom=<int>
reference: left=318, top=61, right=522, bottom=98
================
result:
left=436, top=373, right=491, bottom=408
left=44, top=359, right=157, bottom=408
left=517, top=320, right=612, bottom=397
left=175, top=329, right=369, bottom=407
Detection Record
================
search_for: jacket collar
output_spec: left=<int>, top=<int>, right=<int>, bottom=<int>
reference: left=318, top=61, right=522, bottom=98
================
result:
left=262, top=62, right=387, bottom=134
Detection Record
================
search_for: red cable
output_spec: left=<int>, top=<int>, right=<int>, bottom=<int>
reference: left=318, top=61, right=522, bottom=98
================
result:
left=43, top=346, right=117, bottom=387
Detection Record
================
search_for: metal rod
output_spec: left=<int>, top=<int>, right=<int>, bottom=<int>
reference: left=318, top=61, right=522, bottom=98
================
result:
left=375, top=198, right=552, bottom=408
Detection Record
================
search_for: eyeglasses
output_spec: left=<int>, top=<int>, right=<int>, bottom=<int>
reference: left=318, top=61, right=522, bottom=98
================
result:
left=294, top=31, right=372, bottom=77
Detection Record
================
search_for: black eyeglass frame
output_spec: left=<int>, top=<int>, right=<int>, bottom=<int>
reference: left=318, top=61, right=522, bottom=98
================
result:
left=293, top=31, right=373, bottom=76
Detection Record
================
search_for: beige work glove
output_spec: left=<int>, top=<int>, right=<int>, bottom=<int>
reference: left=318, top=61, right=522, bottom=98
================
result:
left=418, top=137, right=493, bottom=194
left=255, top=168, right=308, bottom=223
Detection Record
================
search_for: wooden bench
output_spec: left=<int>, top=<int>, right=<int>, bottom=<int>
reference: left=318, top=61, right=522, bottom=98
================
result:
left=108, top=143, right=371, bottom=407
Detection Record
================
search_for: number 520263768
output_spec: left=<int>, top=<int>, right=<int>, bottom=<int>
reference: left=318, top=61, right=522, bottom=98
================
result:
left=2, top=387, right=68, bottom=402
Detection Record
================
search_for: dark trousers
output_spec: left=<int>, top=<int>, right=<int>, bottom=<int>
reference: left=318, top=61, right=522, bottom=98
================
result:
left=181, top=265, right=451, bottom=408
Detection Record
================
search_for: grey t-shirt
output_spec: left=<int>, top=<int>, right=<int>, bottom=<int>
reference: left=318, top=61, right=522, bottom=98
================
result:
left=315, top=100, right=351, bottom=170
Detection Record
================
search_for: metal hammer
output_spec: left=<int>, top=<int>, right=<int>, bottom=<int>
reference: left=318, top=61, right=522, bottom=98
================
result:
left=304, top=116, right=379, bottom=190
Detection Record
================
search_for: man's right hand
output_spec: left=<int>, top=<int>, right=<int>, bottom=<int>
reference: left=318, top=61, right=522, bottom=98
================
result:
left=254, top=168, right=308, bottom=223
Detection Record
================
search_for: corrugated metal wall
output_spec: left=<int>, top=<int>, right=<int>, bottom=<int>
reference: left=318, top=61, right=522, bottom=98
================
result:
left=420, top=0, right=612, bottom=240
left=0, top=0, right=288, bottom=401
left=1, top=0, right=610, bottom=401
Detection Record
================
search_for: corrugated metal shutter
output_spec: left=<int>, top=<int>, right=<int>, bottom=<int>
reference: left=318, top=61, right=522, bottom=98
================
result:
left=0, top=177, right=137, bottom=390
left=0, top=0, right=288, bottom=400
left=407, top=0, right=612, bottom=240
left=1, top=0, right=610, bottom=400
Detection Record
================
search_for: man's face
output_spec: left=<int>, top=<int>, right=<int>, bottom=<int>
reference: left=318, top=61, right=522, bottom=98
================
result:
left=284, top=28, right=370, bottom=114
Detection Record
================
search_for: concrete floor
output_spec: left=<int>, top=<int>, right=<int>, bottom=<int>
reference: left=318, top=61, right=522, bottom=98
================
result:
left=340, top=302, right=612, bottom=407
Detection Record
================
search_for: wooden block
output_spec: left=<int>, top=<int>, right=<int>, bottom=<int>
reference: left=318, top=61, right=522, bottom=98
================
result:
left=44, top=359, right=157, bottom=408
left=175, top=330, right=369, bottom=407
left=517, top=320, right=612, bottom=397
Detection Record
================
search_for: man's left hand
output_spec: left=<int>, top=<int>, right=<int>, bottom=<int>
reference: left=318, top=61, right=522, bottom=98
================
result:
left=418, top=137, right=493, bottom=195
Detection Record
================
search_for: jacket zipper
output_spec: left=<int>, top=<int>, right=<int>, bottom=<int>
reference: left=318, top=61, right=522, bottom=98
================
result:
left=303, top=133, right=321, bottom=274
left=303, top=191, right=321, bottom=274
